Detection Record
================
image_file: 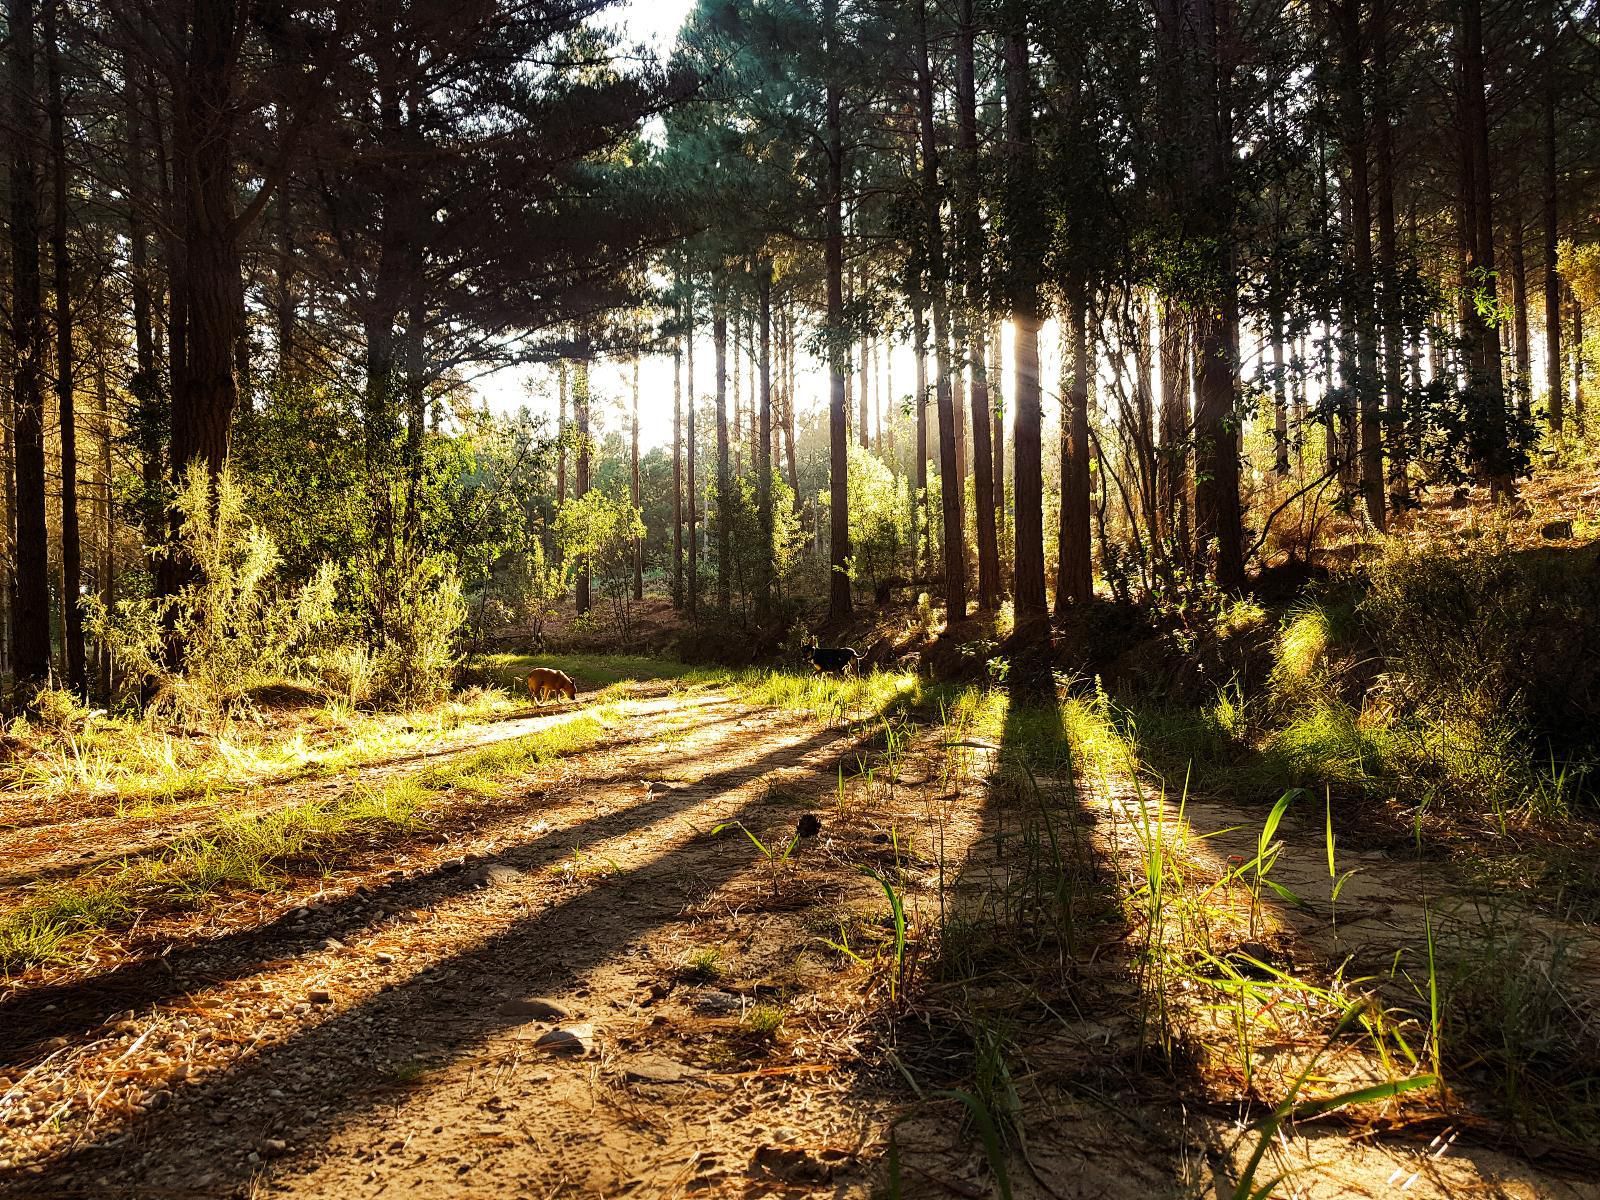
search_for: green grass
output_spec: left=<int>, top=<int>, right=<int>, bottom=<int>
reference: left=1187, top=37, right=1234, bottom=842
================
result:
left=741, top=1003, right=785, bottom=1040
left=0, top=706, right=620, bottom=974
left=724, top=668, right=925, bottom=725
left=4, top=686, right=524, bottom=813
left=481, top=652, right=702, bottom=690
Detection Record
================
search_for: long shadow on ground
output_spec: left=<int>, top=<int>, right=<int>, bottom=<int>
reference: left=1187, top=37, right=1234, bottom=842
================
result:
left=4, top=715, right=874, bottom=1194
left=0, top=699, right=770, bottom=1064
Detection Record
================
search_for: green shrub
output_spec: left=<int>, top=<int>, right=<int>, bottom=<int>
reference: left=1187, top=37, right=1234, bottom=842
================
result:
left=86, top=466, right=343, bottom=722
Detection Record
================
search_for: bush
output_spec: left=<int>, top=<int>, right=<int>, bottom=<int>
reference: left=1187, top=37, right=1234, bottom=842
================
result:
left=367, top=553, right=467, bottom=706
left=87, top=467, right=343, bottom=722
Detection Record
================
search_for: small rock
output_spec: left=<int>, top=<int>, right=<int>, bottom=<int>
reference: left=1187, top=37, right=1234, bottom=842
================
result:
left=308, top=989, right=333, bottom=1005
left=319, top=938, right=344, bottom=951
left=263, top=1139, right=288, bottom=1157
left=497, top=996, right=569, bottom=1021
left=375, top=952, right=395, bottom=965
left=475, top=863, right=523, bottom=888
left=532, top=1023, right=594, bottom=1055
left=622, top=1056, right=697, bottom=1084
left=686, top=989, right=742, bottom=1016
left=1541, top=519, right=1574, bottom=540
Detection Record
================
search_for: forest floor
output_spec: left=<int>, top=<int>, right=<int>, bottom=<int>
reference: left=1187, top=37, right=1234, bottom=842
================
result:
left=2, top=658, right=1599, bottom=1198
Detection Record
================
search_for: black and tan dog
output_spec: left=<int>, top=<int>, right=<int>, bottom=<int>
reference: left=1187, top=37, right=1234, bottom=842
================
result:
left=807, top=641, right=864, bottom=676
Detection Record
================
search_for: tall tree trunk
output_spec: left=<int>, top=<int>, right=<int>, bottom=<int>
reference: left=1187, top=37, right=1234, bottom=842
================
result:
left=1057, top=283, right=1093, bottom=610
left=1267, top=93, right=1290, bottom=478
left=47, top=0, right=84, bottom=693
left=8, top=0, right=51, bottom=685
left=732, top=303, right=743, bottom=472
left=714, top=283, right=732, bottom=613
left=1541, top=0, right=1562, bottom=436
left=915, top=0, right=965, bottom=622
left=1510, top=197, right=1532, bottom=421
left=1004, top=8, right=1046, bottom=625
left=574, top=356, right=591, bottom=614
left=631, top=354, right=642, bottom=602
left=825, top=0, right=851, bottom=620
left=125, top=49, right=163, bottom=556
left=1373, top=0, right=1407, bottom=504
left=969, top=323, right=998, bottom=611
left=557, top=360, right=567, bottom=507
left=1335, top=0, right=1385, bottom=529
left=757, top=260, right=774, bottom=613
left=686, top=293, right=699, bottom=616
left=1158, top=302, right=1190, bottom=561
left=861, top=332, right=872, bottom=451
left=783, top=300, right=798, bottom=494
left=989, top=323, right=1005, bottom=587
left=672, top=323, right=683, bottom=610
left=1192, top=0, right=1245, bottom=588
left=97, top=305, right=115, bottom=704
left=1459, top=0, right=1510, bottom=494
left=1574, top=294, right=1586, bottom=434
left=168, top=0, right=244, bottom=485
left=275, top=186, right=296, bottom=379
left=913, top=301, right=929, bottom=574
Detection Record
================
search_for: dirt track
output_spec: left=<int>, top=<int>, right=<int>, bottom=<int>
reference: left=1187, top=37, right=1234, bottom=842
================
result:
left=3, top=680, right=1599, bottom=1199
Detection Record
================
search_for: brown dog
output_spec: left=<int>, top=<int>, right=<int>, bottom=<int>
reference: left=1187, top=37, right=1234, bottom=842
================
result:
left=525, top=667, right=578, bottom=706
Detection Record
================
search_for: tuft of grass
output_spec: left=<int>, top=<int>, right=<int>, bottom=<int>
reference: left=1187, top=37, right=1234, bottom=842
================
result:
left=741, top=1004, right=785, bottom=1041
left=680, top=947, right=724, bottom=982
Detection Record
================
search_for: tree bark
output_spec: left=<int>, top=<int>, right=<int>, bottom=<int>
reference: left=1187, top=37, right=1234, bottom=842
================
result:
left=557, top=360, right=568, bottom=507
left=913, top=301, right=929, bottom=574
left=969, top=323, right=998, bottom=611
left=168, top=0, right=244, bottom=484
left=1057, top=283, right=1093, bottom=610
left=1191, top=0, right=1245, bottom=588
left=631, top=354, right=642, bottom=602
left=672, top=324, right=683, bottom=610
left=1004, top=8, right=1046, bottom=625
left=1158, top=302, right=1190, bottom=561
left=1510, top=197, right=1532, bottom=421
left=825, top=0, right=851, bottom=620
left=713, top=283, right=732, bottom=613
left=124, top=47, right=164, bottom=556
left=8, top=0, right=51, bottom=685
left=1334, top=0, right=1384, bottom=529
left=47, top=0, right=84, bottom=693
left=1372, top=0, right=1407, bottom=503
left=915, top=0, right=965, bottom=623
left=783, top=299, right=798, bottom=494
left=686, top=292, right=699, bottom=616
left=574, top=356, right=591, bottom=614
left=1458, top=0, right=1510, bottom=492
left=989, top=323, right=1005, bottom=587
left=757, top=259, right=774, bottom=613
left=1541, top=0, right=1562, bottom=435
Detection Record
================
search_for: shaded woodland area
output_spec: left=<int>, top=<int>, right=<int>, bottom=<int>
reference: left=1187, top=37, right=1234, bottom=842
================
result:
left=3, top=0, right=1600, bottom=1196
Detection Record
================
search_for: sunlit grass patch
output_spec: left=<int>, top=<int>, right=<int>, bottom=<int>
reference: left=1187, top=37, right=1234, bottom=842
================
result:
left=4, top=686, right=526, bottom=816
left=483, top=652, right=700, bottom=691
left=728, top=667, right=923, bottom=725
left=0, top=706, right=618, bottom=975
